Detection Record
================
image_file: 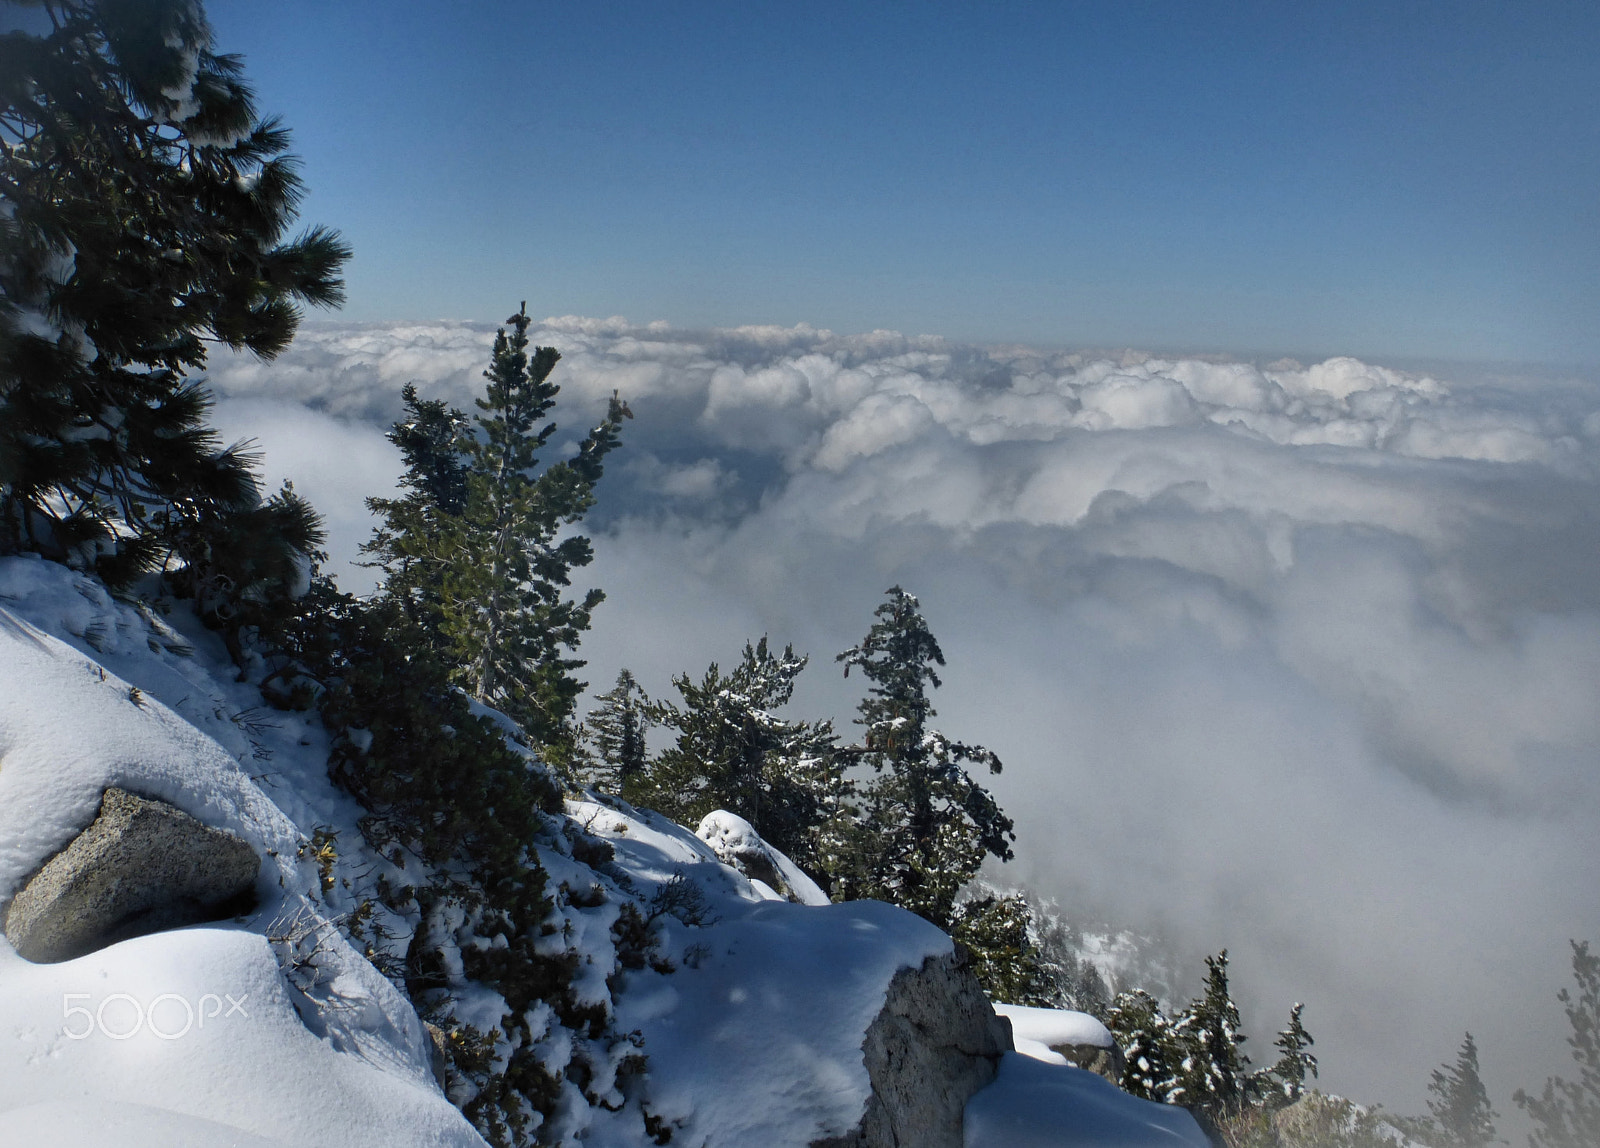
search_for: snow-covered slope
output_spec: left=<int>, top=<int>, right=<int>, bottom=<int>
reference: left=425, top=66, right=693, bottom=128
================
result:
left=0, top=556, right=478, bottom=1147
left=0, top=555, right=1206, bottom=1147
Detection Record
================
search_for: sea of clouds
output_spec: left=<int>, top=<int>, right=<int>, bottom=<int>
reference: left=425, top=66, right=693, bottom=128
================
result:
left=205, top=316, right=1600, bottom=1118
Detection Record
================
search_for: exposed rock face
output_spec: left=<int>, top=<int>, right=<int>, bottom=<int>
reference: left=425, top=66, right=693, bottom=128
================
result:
left=424, top=1022, right=451, bottom=1091
left=1056, top=1041, right=1127, bottom=1084
left=4, top=787, right=260, bottom=963
left=813, top=946, right=1012, bottom=1148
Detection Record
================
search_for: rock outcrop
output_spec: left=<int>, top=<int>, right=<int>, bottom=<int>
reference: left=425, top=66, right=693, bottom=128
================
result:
left=4, top=787, right=260, bottom=963
left=697, top=809, right=826, bottom=903
left=1056, top=1041, right=1127, bottom=1083
left=813, top=946, right=1013, bottom=1148
left=994, top=1001, right=1128, bottom=1084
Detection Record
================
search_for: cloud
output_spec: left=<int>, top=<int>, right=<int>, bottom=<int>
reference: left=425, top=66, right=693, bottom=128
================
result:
left=207, top=315, right=1600, bottom=1118
left=205, top=397, right=402, bottom=591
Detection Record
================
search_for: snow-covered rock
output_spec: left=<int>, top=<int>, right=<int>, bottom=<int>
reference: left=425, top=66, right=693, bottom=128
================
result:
left=695, top=808, right=830, bottom=905
left=6, top=787, right=260, bottom=963
left=995, top=1002, right=1127, bottom=1082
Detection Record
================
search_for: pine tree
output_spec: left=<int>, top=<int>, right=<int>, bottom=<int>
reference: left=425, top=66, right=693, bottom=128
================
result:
left=1516, top=941, right=1600, bottom=1148
left=1108, top=989, right=1186, bottom=1104
left=1254, top=1001, right=1319, bottom=1109
left=833, top=586, right=1014, bottom=928
left=950, top=894, right=1054, bottom=1005
left=369, top=304, right=630, bottom=749
left=362, top=383, right=471, bottom=633
left=631, top=637, right=843, bottom=874
left=1422, top=1033, right=1500, bottom=1148
left=0, top=0, right=347, bottom=588
left=1176, top=950, right=1251, bottom=1124
left=584, top=669, right=651, bottom=793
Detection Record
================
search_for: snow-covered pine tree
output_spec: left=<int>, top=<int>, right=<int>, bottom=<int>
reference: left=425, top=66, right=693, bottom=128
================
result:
left=583, top=669, right=652, bottom=794
left=834, top=586, right=1015, bottom=928
left=1252, top=1001, right=1318, bottom=1109
left=1175, top=950, right=1251, bottom=1125
left=1422, top=1033, right=1500, bottom=1148
left=1516, top=940, right=1600, bottom=1148
left=1108, top=989, right=1186, bottom=1104
left=632, top=637, right=844, bottom=875
left=423, top=303, right=629, bottom=750
left=0, top=0, right=346, bottom=592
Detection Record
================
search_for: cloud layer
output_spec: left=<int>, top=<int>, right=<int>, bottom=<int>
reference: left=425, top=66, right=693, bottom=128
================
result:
left=207, top=317, right=1600, bottom=1117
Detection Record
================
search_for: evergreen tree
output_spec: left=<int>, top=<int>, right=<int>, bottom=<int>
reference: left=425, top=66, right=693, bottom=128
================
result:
left=1175, top=950, right=1251, bottom=1124
left=1254, top=1001, right=1318, bottom=1109
left=630, top=637, right=844, bottom=874
left=1108, top=989, right=1186, bottom=1104
left=1516, top=940, right=1600, bottom=1148
left=834, top=586, right=1014, bottom=928
left=1423, top=1033, right=1500, bottom=1148
left=950, top=893, right=1054, bottom=1005
left=0, top=0, right=347, bottom=588
left=367, top=304, right=630, bottom=749
left=584, top=669, right=651, bottom=793
left=362, top=383, right=471, bottom=633
left=445, top=305, right=629, bottom=747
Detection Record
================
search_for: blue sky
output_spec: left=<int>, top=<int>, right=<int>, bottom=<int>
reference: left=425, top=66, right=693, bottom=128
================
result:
left=208, top=1, right=1600, bottom=365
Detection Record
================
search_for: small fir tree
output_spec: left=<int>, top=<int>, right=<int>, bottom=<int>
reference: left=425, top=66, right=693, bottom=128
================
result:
left=1253, top=1001, right=1318, bottom=1109
left=1176, top=950, right=1251, bottom=1125
left=950, top=894, right=1055, bottom=1005
left=584, top=669, right=652, bottom=793
left=1423, top=1033, right=1500, bottom=1148
left=1516, top=941, right=1600, bottom=1148
left=1108, top=989, right=1186, bottom=1104
left=441, top=304, right=629, bottom=747
left=834, top=586, right=1014, bottom=928
left=366, top=305, right=630, bottom=750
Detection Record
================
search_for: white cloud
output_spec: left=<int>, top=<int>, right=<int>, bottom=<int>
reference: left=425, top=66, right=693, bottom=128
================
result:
left=207, top=316, right=1600, bottom=1118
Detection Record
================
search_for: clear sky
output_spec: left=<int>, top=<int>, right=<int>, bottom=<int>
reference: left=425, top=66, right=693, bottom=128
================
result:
left=206, top=1, right=1600, bottom=366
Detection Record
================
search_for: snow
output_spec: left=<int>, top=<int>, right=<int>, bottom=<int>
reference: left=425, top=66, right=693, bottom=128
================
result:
left=5, top=1099, right=289, bottom=1148
left=965, top=1054, right=1210, bottom=1147
left=0, top=928, right=477, bottom=1146
left=996, top=1002, right=1116, bottom=1049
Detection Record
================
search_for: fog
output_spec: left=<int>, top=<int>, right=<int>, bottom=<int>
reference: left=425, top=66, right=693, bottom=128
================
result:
left=207, top=315, right=1600, bottom=1119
